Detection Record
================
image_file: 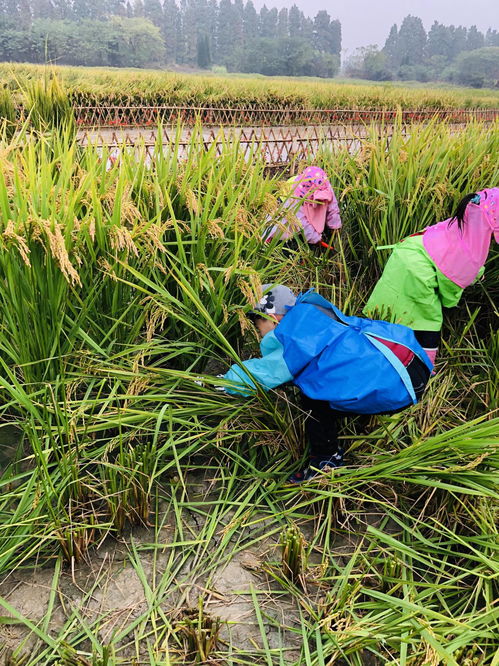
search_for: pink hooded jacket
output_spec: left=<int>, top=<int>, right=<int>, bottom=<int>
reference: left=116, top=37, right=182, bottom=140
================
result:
left=423, top=187, right=499, bottom=288
left=265, top=167, right=342, bottom=244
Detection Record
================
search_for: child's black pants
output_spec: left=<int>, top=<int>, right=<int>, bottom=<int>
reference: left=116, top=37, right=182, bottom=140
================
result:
left=301, top=354, right=430, bottom=460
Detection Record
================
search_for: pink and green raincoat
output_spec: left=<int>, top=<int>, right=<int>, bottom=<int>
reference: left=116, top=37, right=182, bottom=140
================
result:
left=363, top=187, right=499, bottom=332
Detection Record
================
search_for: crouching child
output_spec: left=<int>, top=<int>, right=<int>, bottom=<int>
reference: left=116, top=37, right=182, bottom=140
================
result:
left=220, top=285, right=433, bottom=483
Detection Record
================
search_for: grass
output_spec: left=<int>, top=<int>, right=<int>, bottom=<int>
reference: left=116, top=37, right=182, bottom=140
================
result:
left=0, top=117, right=497, bottom=664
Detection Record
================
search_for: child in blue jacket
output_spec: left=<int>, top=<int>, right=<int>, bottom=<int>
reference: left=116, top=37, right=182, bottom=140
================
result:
left=221, top=285, right=432, bottom=483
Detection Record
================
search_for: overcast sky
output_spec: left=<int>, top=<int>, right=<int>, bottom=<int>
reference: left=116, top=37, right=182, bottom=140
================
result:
left=252, top=0, right=499, bottom=54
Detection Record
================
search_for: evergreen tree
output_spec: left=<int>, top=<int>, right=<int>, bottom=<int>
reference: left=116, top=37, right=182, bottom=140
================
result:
left=259, top=5, right=277, bottom=40
left=329, top=19, right=341, bottom=56
left=467, top=25, right=484, bottom=51
left=72, top=0, right=107, bottom=21
left=162, top=0, right=179, bottom=62
left=133, top=0, right=144, bottom=18
left=206, top=0, right=218, bottom=59
left=107, top=0, right=127, bottom=16
left=396, top=15, right=426, bottom=66
left=276, top=7, right=288, bottom=39
left=301, top=15, right=313, bottom=41
left=181, top=0, right=198, bottom=65
left=313, top=10, right=332, bottom=53
left=485, top=29, right=499, bottom=47
left=17, top=0, right=32, bottom=28
left=143, top=0, right=163, bottom=26
left=288, top=4, right=301, bottom=38
left=449, top=25, right=467, bottom=59
left=426, top=21, right=452, bottom=61
left=232, top=0, right=244, bottom=48
left=383, top=23, right=399, bottom=68
left=243, top=0, right=258, bottom=42
left=197, top=32, right=211, bottom=67
left=30, top=0, right=55, bottom=20
left=217, top=0, right=234, bottom=65
left=50, top=0, right=72, bottom=19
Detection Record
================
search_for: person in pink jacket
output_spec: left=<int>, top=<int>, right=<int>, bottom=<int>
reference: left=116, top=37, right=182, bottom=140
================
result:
left=364, top=187, right=498, bottom=364
left=264, top=166, right=342, bottom=249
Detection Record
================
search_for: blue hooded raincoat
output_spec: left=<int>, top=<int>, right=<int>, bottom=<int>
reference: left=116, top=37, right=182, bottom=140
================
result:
left=224, top=291, right=432, bottom=414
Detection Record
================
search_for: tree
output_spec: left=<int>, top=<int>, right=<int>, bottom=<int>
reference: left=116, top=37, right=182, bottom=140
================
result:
left=467, top=25, right=484, bottom=51
left=313, top=10, right=331, bottom=53
left=448, top=25, right=467, bottom=60
left=197, top=32, right=211, bottom=67
left=345, top=45, right=392, bottom=81
left=217, top=0, right=234, bottom=65
left=243, top=0, right=258, bottom=42
left=276, top=7, right=287, bottom=39
left=259, top=5, right=277, bottom=40
left=329, top=19, right=341, bottom=56
left=30, top=0, right=55, bottom=20
left=455, top=46, right=499, bottom=87
left=288, top=4, right=301, bottom=38
left=50, top=0, right=71, bottom=19
left=179, top=0, right=198, bottom=65
left=426, top=21, right=452, bottom=61
left=383, top=23, right=398, bottom=68
left=485, top=29, right=499, bottom=47
left=162, top=0, right=179, bottom=62
left=143, top=0, right=163, bottom=26
left=109, top=16, right=165, bottom=67
left=396, top=15, right=426, bottom=66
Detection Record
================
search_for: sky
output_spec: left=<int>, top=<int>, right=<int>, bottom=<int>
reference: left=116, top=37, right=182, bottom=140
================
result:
left=252, top=0, right=499, bottom=55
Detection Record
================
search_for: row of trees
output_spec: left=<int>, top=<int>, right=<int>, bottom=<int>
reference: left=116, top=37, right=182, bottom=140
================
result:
left=0, top=0, right=341, bottom=77
left=346, top=16, right=499, bottom=87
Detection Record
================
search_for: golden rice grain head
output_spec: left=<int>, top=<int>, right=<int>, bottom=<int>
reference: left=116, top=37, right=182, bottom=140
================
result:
left=262, top=193, right=279, bottom=215
left=98, top=257, right=117, bottom=280
left=120, top=185, right=142, bottom=224
left=235, top=207, right=252, bottom=237
left=88, top=217, right=96, bottom=242
left=185, top=188, right=200, bottom=216
left=237, top=277, right=255, bottom=305
left=196, top=263, right=215, bottom=291
left=145, top=300, right=168, bottom=341
left=223, top=264, right=235, bottom=284
left=39, top=218, right=81, bottom=286
left=3, top=220, right=31, bottom=266
left=207, top=218, right=224, bottom=239
left=109, top=226, right=139, bottom=257
left=236, top=308, right=252, bottom=335
left=248, top=271, right=262, bottom=302
left=145, top=223, right=167, bottom=253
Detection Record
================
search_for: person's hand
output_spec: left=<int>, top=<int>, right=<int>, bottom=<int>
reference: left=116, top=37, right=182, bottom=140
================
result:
left=194, top=375, right=226, bottom=392
left=214, top=374, right=226, bottom=392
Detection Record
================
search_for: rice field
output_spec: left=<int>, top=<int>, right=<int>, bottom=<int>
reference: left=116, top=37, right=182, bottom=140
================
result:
left=2, top=63, right=499, bottom=111
left=0, top=109, right=497, bottom=665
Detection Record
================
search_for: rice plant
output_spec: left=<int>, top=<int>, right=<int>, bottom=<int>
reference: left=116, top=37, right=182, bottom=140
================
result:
left=2, top=62, right=499, bottom=117
left=280, top=523, right=307, bottom=586
left=0, top=117, right=497, bottom=665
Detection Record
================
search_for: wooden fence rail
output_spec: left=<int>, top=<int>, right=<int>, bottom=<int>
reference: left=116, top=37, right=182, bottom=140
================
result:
left=79, top=122, right=474, bottom=168
left=72, top=105, right=499, bottom=128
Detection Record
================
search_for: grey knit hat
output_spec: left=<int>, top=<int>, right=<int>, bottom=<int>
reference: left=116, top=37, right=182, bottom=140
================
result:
left=253, top=284, right=296, bottom=316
